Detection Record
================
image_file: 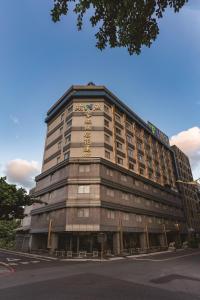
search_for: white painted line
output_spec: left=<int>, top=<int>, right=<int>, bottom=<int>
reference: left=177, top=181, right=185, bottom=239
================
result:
left=20, top=262, right=29, bottom=265
left=109, top=257, right=125, bottom=261
left=133, top=251, right=200, bottom=262
left=31, top=261, right=40, bottom=263
left=6, top=258, right=21, bottom=262
left=8, top=263, right=18, bottom=266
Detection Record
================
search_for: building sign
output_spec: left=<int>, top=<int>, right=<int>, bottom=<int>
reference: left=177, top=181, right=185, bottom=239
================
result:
left=147, top=121, right=169, bottom=146
left=75, top=103, right=101, bottom=157
left=75, top=104, right=101, bottom=112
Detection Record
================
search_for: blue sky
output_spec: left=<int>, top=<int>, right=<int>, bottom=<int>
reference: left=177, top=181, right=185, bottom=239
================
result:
left=0, top=0, right=200, bottom=187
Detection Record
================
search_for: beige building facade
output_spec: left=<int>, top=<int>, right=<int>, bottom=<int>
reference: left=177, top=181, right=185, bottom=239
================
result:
left=30, top=84, right=187, bottom=255
left=172, top=145, right=200, bottom=236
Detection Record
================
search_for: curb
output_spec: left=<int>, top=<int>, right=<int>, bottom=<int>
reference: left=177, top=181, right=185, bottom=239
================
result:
left=0, top=248, right=58, bottom=261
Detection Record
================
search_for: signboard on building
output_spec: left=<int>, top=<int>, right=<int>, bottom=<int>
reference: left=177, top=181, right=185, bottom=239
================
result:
left=147, top=121, right=169, bottom=146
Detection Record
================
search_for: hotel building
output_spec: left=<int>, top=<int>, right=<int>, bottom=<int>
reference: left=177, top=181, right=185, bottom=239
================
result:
left=171, top=145, right=200, bottom=236
left=30, top=83, right=187, bottom=254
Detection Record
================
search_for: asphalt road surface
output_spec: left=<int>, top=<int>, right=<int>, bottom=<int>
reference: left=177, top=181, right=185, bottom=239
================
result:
left=0, top=249, right=200, bottom=300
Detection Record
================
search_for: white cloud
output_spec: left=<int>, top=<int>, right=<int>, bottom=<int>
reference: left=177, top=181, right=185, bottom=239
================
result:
left=4, top=159, right=40, bottom=189
left=10, top=115, right=19, bottom=125
left=170, top=127, right=200, bottom=179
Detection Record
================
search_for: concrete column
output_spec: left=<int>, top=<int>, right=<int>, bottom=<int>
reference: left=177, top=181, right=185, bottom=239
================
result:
left=159, top=234, right=166, bottom=247
left=113, top=232, right=120, bottom=255
left=50, top=233, right=58, bottom=254
left=139, top=233, right=147, bottom=249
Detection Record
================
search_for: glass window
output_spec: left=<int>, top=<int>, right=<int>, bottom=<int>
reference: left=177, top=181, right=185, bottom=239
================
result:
left=105, top=151, right=110, bottom=159
left=77, top=208, right=89, bottom=218
left=127, top=134, right=132, bottom=143
left=116, top=141, right=122, bottom=149
left=115, top=114, right=121, bottom=122
left=116, top=127, right=121, bottom=135
left=104, top=105, right=109, bottom=113
left=67, top=119, right=72, bottom=127
left=65, top=135, right=71, bottom=144
left=106, top=188, right=114, bottom=197
left=68, top=106, right=73, bottom=113
left=105, top=134, right=110, bottom=143
left=64, top=152, right=69, bottom=160
left=121, top=174, right=127, bottom=182
left=123, top=213, right=129, bottom=221
left=58, top=141, right=61, bottom=150
left=136, top=215, right=142, bottom=222
left=117, top=157, right=123, bottom=165
left=128, top=148, right=133, bottom=157
left=61, top=113, right=64, bottom=121
left=106, top=168, right=113, bottom=176
left=104, top=119, right=109, bottom=127
left=78, top=185, right=90, bottom=193
left=107, top=210, right=115, bottom=219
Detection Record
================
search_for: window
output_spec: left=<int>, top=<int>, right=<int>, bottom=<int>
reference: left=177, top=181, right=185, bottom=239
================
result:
left=117, top=157, right=123, bottom=165
left=126, top=122, right=132, bottom=130
left=105, top=151, right=110, bottom=159
left=79, top=165, right=90, bottom=173
left=129, top=163, right=134, bottom=170
left=122, top=193, right=129, bottom=200
left=137, top=142, right=142, bottom=150
left=116, top=127, right=121, bottom=135
left=135, top=196, right=141, bottom=204
left=148, top=172, right=153, bottom=179
left=57, top=156, right=61, bottom=164
left=116, top=141, right=122, bottom=149
left=104, top=119, right=109, bottom=127
left=67, top=119, right=72, bottom=127
left=105, top=134, right=110, bottom=143
left=58, top=141, right=61, bottom=150
left=107, top=210, right=115, bottom=219
left=121, top=174, right=127, bottom=182
left=139, top=168, right=144, bottom=175
left=127, top=134, right=132, bottom=143
left=106, top=188, right=114, bottom=197
left=128, top=148, right=133, bottom=157
left=138, top=154, right=144, bottom=162
left=148, top=217, right=153, bottom=224
left=123, top=213, right=129, bottom=221
left=64, top=152, right=69, bottom=160
left=65, top=135, right=71, bottom=144
left=147, top=160, right=153, bottom=168
left=60, top=127, right=63, bottom=134
left=104, top=105, right=109, bottom=113
left=115, top=114, right=121, bottom=122
left=68, top=105, right=73, bottom=113
left=77, top=208, right=89, bottom=218
left=106, top=168, right=113, bottom=176
left=78, top=185, right=90, bottom=193
left=61, top=113, right=64, bottom=121
left=136, top=215, right=142, bottom=223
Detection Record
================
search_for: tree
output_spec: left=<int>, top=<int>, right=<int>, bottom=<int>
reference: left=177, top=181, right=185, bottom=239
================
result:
left=0, top=177, right=40, bottom=221
left=51, top=0, right=188, bottom=55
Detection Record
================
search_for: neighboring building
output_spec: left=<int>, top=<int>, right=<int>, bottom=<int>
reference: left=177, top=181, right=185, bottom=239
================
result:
left=171, top=145, right=200, bottom=236
left=30, top=83, right=187, bottom=254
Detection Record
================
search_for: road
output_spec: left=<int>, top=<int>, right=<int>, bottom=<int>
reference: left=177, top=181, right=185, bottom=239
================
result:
left=0, top=249, right=200, bottom=299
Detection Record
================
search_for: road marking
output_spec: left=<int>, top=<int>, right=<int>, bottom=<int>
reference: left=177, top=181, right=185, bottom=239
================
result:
left=133, top=251, right=200, bottom=262
left=8, top=263, right=18, bottom=266
left=20, top=262, right=29, bottom=265
left=6, top=258, right=21, bottom=262
left=31, top=261, right=40, bottom=263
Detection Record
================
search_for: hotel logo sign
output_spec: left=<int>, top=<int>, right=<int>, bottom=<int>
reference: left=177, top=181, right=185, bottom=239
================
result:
left=75, top=103, right=101, bottom=157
